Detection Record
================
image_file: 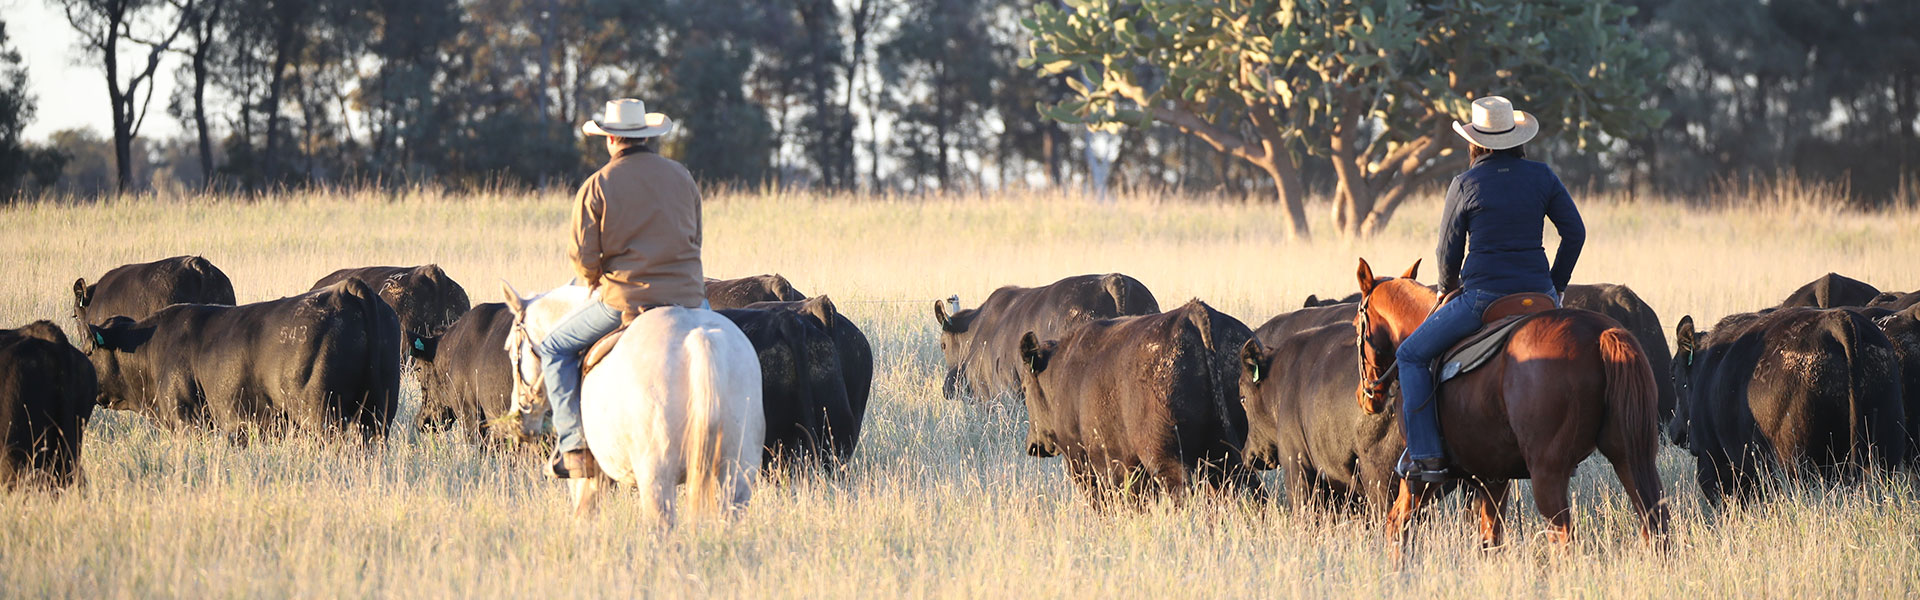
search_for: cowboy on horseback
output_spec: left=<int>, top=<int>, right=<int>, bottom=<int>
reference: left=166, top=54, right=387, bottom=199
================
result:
left=1394, top=96, right=1586, bottom=483
left=539, top=98, right=708, bottom=479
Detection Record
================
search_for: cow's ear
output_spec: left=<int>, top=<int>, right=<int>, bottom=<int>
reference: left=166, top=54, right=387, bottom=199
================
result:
left=500, top=281, right=526, bottom=317
left=1401, top=259, right=1421, bottom=281
left=73, top=278, right=92, bottom=308
left=933, top=300, right=950, bottom=328
left=1356, top=258, right=1377, bottom=295
left=1240, top=339, right=1269, bottom=385
left=1302, top=294, right=1320, bottom=308
left=1019, top=331, right=1052, bottom=374
left=409, top=335, right=439, bottom=361
left=1674, top=316, right=1696, bottom=362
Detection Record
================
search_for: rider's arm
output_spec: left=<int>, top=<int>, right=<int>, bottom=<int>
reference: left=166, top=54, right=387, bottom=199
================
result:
left=1436, top=177, right=1469, bottom=291
left=569, top=177, right=606, bottom=288
left=1545, top=174, right=1585, bottom=293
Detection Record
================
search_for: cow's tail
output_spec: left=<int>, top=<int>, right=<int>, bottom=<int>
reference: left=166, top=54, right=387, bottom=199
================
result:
left=1599, top=326, right=1667, bottom=536
left=680, top=328, right=730, bottom=517
left=1835, top=313, right=1904, bottom=467
left=341, top=277, right=399, bottom=439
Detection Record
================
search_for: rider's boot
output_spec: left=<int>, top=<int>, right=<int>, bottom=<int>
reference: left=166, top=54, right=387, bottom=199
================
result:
left=547, top=447, right=600, bottom=479
left=1395, top=450, right=1453, bottom=483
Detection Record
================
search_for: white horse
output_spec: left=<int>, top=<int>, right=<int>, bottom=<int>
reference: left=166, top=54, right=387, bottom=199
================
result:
left=502, top=284, right=765, bottom=524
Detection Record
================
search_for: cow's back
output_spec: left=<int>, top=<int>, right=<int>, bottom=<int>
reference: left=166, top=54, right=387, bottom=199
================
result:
left=706, top=275, right=806, bottom=310
left=744, top=297, right=873, bottom=425
left=80, top=256, right=236, bottom=325
left=312, top=265, right=471, bottom=340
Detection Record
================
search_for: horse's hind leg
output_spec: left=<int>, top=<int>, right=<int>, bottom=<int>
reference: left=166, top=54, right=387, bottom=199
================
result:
left=635, top=466, right=678, bottom=529
left=1530, top=468, right=1575, bottom=545
left=1385, top=479, right=1441, bottom=556
left=1470, top=479, right=1513, bottom=549
left=1598, top=424, right=1669, bottom=542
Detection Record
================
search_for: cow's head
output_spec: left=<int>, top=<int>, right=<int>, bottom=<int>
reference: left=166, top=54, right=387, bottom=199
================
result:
left=932, top=296, right=977, bottom=399
left=500, top=282, right=561, bottom=443
left=85, top=316, right=154, bottom=410
left=389, top=265, right=473, bottom=346
left=1017, top=331, right=1060, bottom=457
left=71, top=278, right=96, bottom=326
left=1668, top=315, right=1700, bottom=449
left=1237, top=339, right=1280, bottom=470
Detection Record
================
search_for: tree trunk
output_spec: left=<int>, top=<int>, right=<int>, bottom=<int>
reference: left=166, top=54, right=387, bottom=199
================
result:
left=1261, top=159, right=1309, bottom=241
left=191, top=10, right=215, bottom=187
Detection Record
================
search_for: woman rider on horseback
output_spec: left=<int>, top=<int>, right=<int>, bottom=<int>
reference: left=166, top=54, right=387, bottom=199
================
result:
left=1395, top=96, right=1586, bottom=482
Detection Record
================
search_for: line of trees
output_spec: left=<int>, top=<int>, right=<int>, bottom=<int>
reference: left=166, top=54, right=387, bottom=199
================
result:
left=0, top=0, right=1914, bottom=219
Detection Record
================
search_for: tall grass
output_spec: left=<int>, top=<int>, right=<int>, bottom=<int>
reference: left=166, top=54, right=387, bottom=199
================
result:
left=1, top=186, right=1917, bottom=597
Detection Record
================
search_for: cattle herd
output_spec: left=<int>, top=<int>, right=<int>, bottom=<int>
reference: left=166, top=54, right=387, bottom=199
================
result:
left=4, top=256, right=1917, bottom=541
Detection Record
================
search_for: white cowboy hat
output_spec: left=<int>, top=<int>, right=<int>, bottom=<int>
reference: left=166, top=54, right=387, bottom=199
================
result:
left=581, top=98, right=674, bottom=138
left=1451, top=96, right=1538, bottom=150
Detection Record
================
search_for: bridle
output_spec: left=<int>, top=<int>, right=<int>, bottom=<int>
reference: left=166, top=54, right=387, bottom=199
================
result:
left=1355, top=284, right=1449, bottom=410
left=504, top=320, right=548, bottom=420
left=1355, top=292, right=1398, bottom=408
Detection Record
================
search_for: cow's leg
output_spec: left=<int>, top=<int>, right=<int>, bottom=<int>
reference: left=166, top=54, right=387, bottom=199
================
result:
left=1530, top=468, right=1575, bottom=545
left=1282, top=461, right=1315, bottom=511
left=1470, top=479, right=1512, bottom=549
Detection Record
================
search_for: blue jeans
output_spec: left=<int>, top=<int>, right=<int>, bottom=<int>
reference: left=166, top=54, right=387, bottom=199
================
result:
left=538, top=300, right=625, bottom=453
left=538, top=299, right=708, bottom=453
left=1395, top=288, right=1559, bottom=461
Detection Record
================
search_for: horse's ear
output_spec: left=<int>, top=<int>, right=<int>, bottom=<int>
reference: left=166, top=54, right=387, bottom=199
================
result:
left=500, top=281, right=526, bottom=317
left=1674, top=315, right=1696, bottom=358
left=1240, top=339, right=1269, bottom=385
left=1356, top=258, right=1377, bottom=295
left=1401, top=259, right=1421, bottom=281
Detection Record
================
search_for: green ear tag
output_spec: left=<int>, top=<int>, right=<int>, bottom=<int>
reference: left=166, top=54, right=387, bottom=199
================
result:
left=92, top=330, right=107, bottom=348
left=413, top=338, right=426, bottom=351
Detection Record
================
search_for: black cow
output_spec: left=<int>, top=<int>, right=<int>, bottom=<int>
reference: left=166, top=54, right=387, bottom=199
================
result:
left=1868, top=291, right=1920, bottom=312
left=0, top=322, right=97, bottom=489
left=1562, top=283, right=1678, bottom=426
left=1302, top=293, right=1361, bottom=308
left=1671, top=309, right=1907, bottom=503
left=312, top=265, right=471, bottom=351
left=1016, top=300, right=1262, bottom=503
left=1779, top=273, right=1880, bottom=308
left=1238, top=323, right=1400, bottom=511
left=1252, top=302, right=1354, bottom=342
left=1868, top=304, right=1920, bottom=462
left=411, top=303, right=514, bottom=442
left=744, top=296, right=873, bottom=424
left=706, top=274, right=807, bottom=310
left=73, top=255, right=236, bottom=326
left=88, top=279, right=403, bottom=440
left=719, top=306, right=857, bottom=469
left=936, top=273, right=1160, bottom=404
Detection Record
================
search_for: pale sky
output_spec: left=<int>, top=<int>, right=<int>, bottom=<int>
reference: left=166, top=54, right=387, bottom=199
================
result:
left=7, top=0, right=185, bottom=142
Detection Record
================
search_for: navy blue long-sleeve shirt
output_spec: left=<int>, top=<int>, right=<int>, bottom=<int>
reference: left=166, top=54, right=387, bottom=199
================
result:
left=1436, top=153, right=1585, bottom=295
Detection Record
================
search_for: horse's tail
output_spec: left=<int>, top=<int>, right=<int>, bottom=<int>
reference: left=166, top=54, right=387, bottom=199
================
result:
left=680, top=327, right=729, bottom=517
left=1599, top=326, right=1667, bottom=533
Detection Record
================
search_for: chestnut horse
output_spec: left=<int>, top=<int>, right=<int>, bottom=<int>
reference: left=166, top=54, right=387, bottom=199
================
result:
left=1352, top=258, right=1667, bottom=547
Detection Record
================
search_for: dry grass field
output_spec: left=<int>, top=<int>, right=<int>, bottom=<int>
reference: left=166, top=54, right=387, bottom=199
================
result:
left=2, top=186, right=1917, bottom=598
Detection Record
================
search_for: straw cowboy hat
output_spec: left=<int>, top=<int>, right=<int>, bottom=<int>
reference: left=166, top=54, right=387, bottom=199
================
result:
left=1451, top=96, right=1538, bottom=150
left=581, top=98, right=674, bottom=138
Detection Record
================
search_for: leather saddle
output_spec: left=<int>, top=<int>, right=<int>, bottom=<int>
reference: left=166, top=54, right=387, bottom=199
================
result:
left=580, top=311, right=644, bottom=378
left=1437, top=292, right=1557, bottom=383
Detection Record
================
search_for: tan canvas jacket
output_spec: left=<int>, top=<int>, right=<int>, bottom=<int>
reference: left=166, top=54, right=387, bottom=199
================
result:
left=570, top=148, right=705, bottom=314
